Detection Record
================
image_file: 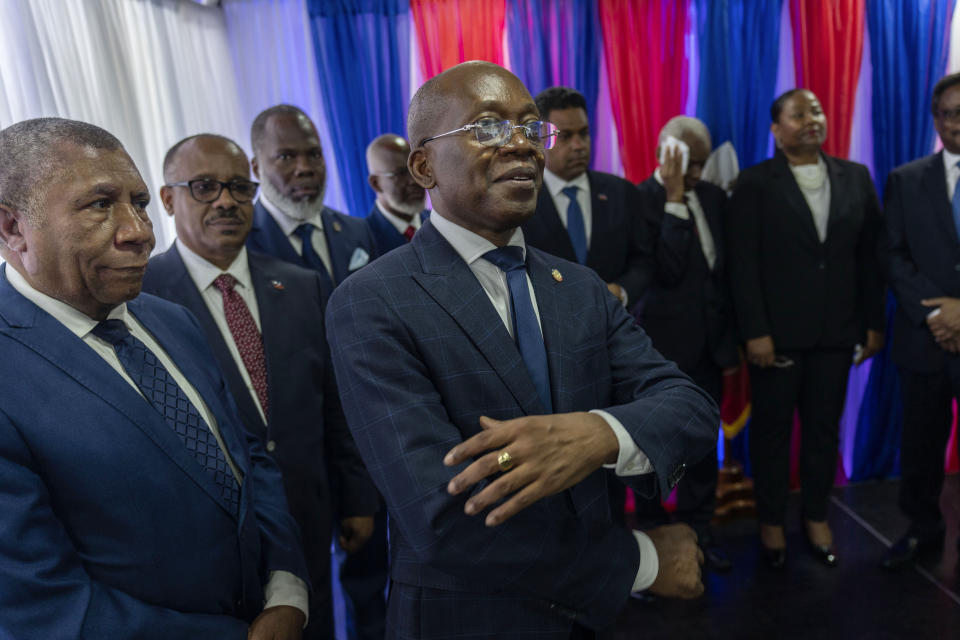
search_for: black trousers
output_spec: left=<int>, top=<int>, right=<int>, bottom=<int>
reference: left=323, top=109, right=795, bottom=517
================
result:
left=748, top=348, right=852, bottom=525
left=898, top=364, right=960, bottom=536
left=632, top=354, right=721, bottom=537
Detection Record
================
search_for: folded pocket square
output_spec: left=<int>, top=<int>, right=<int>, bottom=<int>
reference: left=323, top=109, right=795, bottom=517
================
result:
left=348, top=247, right=370, bottom=271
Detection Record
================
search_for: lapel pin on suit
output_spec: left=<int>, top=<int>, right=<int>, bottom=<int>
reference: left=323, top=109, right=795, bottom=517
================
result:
left=271, top=280, right=284, bottom=290
left=551, top=268, right=563, bottom=282
left=332, top=221, right=342, bottom=232
left=597, top=193, right=608, bottom=201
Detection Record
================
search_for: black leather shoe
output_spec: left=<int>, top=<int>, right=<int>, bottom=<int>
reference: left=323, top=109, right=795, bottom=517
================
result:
left=881, top=532, right=943, bottom=571
left=807, top=542, right=839, bottom=567
left=760, top=545, right=786, bottom=570
left=703, top=544, right=733, bottom=573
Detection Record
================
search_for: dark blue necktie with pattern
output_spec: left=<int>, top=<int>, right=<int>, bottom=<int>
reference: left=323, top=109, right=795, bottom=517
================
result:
left=482, top=246, right=553, bottom=413
left=562, top=185, right=588, bottom=264
left=92, top=319, right=240, bottom=515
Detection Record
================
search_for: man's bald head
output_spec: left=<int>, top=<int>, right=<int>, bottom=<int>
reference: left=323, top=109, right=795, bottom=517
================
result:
left=366, top=134, right=411, bottom=173
left=658, top=116, right=712, bottom=149
left=367, top=133, right=424, bottom=218
left=407, top=61, right=527, bottom=148
left=163, top=134, right=245, bottom=183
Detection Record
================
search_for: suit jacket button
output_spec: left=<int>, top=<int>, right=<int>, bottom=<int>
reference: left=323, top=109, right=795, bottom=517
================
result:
left=266, top=440, right=277, bottom=453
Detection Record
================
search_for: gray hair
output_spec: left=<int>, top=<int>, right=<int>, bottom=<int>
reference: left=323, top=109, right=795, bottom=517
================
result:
left=0, top=117, right=123, bottom=222
left=658, top=116, right=712, bottom=149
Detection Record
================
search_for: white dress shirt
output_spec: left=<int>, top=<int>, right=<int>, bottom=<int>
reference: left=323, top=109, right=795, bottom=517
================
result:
left=789, top=156, right=831, bottom=243
left=543, top=168, right=593, bottom=246
left=258, top=192, right=334, bottom=279
left=5, top=266, right=308, bottom=620
left=429, top=211, right=659, bottom=591
left=654, top=169, right=717, bottom=270
left=376, top=200, right=423, bottom=234
left=177, top=242, right=266, bottom=425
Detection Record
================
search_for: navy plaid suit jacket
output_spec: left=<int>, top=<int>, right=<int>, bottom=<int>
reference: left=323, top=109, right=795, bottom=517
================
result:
left=326, top=220, right=718, bottom=638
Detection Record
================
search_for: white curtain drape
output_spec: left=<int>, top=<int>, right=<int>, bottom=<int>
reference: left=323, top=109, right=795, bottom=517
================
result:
left=0, top=0, right=347, bottom=252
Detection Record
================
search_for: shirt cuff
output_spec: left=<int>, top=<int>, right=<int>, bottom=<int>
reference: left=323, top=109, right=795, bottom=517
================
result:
left=264, top=570, right=309, bottom=627
left=664, top=202, right=689, bottom=220
left=592, top=409, right=654, bottom=476
left=614, top=285, right=629, bottom=307
left=631, top=530, right=660, bottom=592
left=927, top=307, right=942, bottom=319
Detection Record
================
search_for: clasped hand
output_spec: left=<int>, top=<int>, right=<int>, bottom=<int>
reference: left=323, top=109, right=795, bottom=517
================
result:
left=923, top=297, right=960, bottom=353
left=444, top=413, right=619, bottom=526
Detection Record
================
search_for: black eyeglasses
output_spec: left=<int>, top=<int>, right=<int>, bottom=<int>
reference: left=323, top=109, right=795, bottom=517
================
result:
left=419, top=119, right=559, bottom=150
left=166, top=179, right=260, bottom=203
left=936, top=107, right=960, bottom=122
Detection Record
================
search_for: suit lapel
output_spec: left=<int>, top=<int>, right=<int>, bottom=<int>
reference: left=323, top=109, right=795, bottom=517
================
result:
left=824, top=154, right=848, bottom=240
left=248, top=254, right=288, bottom=427
left=249, top=200, right=304, bottom=265
left=586, top=171, right=608, bottom=264
left=771, top=152, right=821, bottom=246
left=920, top=151, right=957, bottom=242
left=0, top=271, right=238, bottom=518
left=535, top=187, right=578, bottom=262
left=321, top=208, right=348, bottom=284
left=411, top=223, right=545, bottom=416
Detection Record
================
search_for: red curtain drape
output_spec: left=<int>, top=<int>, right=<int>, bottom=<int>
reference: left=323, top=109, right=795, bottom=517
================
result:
left=410, top=0, right=506, bottom=81
left=790, top=0, right=865, bottom=159
left=598, top=0, right=688, bottom=183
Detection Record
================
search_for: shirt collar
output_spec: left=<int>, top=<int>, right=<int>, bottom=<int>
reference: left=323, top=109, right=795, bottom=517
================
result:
left=5, top=263, right=128, bottom=338
left=257, top=191, right=324, bottom=236
left=429, top=208, right=526, bottom=266
left=176, top=241, right=253, bottom=294
left=943, top=148, right=960, bottom=174
left=376, top=200, right=422, bottom=232
left=543, top=167, right=590, bottom=199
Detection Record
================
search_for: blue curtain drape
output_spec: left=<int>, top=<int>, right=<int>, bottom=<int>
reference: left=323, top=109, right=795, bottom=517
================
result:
left=693, top=0, right=782, bottom=170
left=307, top=0, right=410, bottom=219
left=506, top=0, right=602, bottom=156
left=852, top=0, right=956, bottom=481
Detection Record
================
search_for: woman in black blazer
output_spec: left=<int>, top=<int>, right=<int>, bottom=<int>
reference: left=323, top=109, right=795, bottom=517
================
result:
left=726, top=89, right=885, bottom=569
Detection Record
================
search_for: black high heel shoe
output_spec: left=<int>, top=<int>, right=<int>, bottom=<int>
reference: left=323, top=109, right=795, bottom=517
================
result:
left=760, top=544, right=786, bottom=570
left=805, top=534, right=839, bottom=567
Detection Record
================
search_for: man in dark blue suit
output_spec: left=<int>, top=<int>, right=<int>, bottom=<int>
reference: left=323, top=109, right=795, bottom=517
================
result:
left=634, top=116, right=739, bottom=572
left=365, top=133, right=429, bottom=254
left=141, top=134, right=379, bottom=639
left=521, top=86, right=650, bottom=309
left=247, top=105, right=378, bottom=297
left=326, top=61, right=717, bottom=639
left=0, top=118, right=309, bottom=638
left=884, top=72, right=960, bottom=569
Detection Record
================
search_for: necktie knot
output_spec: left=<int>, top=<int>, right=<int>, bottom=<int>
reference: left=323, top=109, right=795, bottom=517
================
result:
left=295, top=223, right=315, bottom=241
left=212, top=273, right=237, bottom=294
left=91, top=318, right=130, bottom=345
left=403, top=224, right=416, bottom=241
left=561, top=185, right=578, bottom=199
left=483, top=246, right=526, bottom=273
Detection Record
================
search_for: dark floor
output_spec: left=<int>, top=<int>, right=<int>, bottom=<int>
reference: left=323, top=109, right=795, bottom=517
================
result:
left=614, top=474, right=960, bottom=640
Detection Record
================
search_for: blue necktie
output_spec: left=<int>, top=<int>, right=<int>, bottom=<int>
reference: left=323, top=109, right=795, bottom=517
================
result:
left=562, top=186, right=588, bottom=264
left=483, top=247, right=553, bottom=413
left=295, top=223, right=335, bottom=292
left=952, top=163, right=960, bottom=241
left=92, top=319, right=240, bottom=515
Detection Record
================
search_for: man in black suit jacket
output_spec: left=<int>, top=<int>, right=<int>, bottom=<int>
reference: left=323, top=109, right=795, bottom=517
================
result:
left=521, top=86, right=649, bottom=308
left=635, top=116, right=739, bottom=572
left=883, top=73, right=960, bottom=569
left=365, top=133, right=429, bottom=255
left=142, top=134, right=379, bottom=639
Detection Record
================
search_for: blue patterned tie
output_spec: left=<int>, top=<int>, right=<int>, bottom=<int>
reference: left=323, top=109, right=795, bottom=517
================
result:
left=952, top=162, right=960, bottom=241
left=562, top=186, right=588, bottom=264
left=295, top=223, right=335, bottom=291
left=483, top=247, right=553, bottom=413
left=92, top=319, right=240, bottom=515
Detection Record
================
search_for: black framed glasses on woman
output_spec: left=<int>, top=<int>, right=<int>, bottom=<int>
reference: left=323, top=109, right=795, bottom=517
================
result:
left=165, top=178, right=260, bottom=203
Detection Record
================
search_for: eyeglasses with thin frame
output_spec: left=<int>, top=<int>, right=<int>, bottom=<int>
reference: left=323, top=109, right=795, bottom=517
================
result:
left=166, top=179, right=260, bottom=204
left=936, top=106, right=960, bottom=123
left=419, top=119, right=559, bottom=150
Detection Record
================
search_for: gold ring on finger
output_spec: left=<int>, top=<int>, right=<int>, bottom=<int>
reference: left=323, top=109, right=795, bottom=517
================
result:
left=497, top=450, right=514, bottom=472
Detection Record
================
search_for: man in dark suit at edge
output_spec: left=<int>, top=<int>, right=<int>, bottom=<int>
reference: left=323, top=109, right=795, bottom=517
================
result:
left=883, top=72, right=960, bottom=569
left=141, top=134, right=379, bottom=639
left=326, top=61, right=717, bottom=639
